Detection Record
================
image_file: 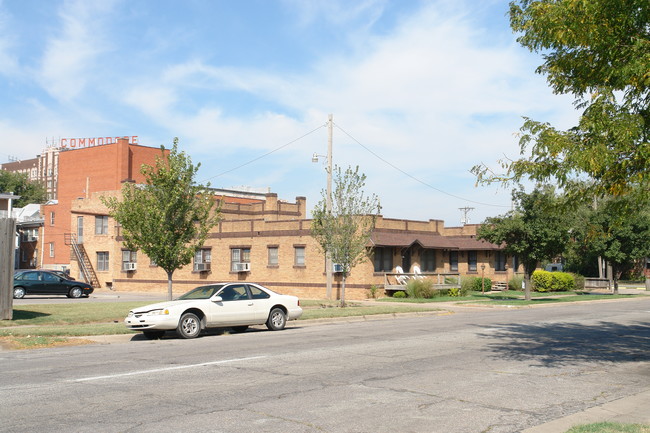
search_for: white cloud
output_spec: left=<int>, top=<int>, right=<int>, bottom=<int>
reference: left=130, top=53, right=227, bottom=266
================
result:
left=37, top=0, right=118, bottom=102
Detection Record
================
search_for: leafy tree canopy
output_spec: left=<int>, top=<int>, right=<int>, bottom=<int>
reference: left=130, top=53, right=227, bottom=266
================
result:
left=311, top=165, right=381, bottom=306
left=474, top=0, right=650, bottom=202
left=0, top=170, right=46, bottom=207
left=102, top=139, right=220, bottom=300
left=477, top=186, right=572, bottom=300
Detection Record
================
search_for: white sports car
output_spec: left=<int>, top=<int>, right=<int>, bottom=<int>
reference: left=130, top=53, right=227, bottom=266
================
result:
left=124, top=282, right=303, bottom=339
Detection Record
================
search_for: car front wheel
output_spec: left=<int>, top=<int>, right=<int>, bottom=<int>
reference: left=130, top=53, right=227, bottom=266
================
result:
left=13, top=287, right=26, bottom=299
left=266, top=307, right=287, bottom=331
left=68, top=287, right=83, bottom=298
left=177, top=313, right=201, bottom=339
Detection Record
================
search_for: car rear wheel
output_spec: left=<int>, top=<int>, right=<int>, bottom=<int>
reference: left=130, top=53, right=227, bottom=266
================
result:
left=266, top=307, right=287, bottom=331
left=13, top=287, right=26, bottom=299
left=68, top=287, right=83, bottom=298
left=143, top=331, right=165, bottom=340
left=177, top=312, right=201, bottom=339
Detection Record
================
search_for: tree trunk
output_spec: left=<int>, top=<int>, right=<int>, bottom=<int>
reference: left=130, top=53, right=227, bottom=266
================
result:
left=167, top=271, right=174, bottom=301
left=340, top=274, right=347, bottom=308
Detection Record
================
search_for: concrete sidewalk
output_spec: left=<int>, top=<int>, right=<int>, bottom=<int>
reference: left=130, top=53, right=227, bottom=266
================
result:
left=522, top=389, right=650, bottom=432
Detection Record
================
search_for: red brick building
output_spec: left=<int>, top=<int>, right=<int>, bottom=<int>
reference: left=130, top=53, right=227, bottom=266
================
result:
left=41, top=138, right=166, bottom=270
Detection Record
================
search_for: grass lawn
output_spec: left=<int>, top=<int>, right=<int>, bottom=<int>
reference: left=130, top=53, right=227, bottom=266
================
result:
left=565, top=422, right=650, bottom=433
left=377, top=290, right=640, bottom=305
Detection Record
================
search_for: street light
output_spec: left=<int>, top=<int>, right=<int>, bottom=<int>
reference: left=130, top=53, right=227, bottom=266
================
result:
left=312, top=114, right=334, bottom=300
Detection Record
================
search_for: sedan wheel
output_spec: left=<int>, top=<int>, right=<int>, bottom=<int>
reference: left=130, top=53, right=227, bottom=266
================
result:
left=68, top=287, right=83, bottom=298
left=176, top=312, right=201, bottom=339
left=13, top=287, right=26, bottom=299
left=266, top=307, right=287, bottom=331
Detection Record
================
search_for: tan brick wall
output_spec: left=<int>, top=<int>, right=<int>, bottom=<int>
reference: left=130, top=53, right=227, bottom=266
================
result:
left=69, top=192, right=518, bottom=300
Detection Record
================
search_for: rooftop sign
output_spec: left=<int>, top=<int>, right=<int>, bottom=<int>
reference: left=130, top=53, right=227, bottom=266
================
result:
left=59, top=136, right=139, bottom=149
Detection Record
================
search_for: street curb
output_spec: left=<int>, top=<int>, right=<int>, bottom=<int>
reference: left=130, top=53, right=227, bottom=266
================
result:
left=521, top=389, right=650, bottom=432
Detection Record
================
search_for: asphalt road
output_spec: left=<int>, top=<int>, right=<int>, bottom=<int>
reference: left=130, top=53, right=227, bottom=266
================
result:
left=1, top=298, right=649, bottom=433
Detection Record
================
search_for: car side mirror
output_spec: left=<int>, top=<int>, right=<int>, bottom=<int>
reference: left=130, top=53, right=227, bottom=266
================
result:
left=212, top=296, right=223, bottom=303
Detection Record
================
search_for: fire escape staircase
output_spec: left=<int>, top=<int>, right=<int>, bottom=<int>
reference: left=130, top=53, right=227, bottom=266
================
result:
left=64, top=233, right=101, bottom=288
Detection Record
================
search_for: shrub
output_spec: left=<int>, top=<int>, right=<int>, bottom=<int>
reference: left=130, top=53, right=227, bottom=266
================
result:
left=509, top=275, right=523, bottom=291
left=460, top=276, right=492, bottom=293
left=532, top=270, right=576, bottom=292
left=406, top=278, right=436, bottom=299
left=447, top=288, right=460, bottom=297
left=368, top=284, right=380, bottom=299
left=393, top=291, right=407, bottom=298
left=571, top=273, right=585, bottom=290
left=461, top=276, right=475, bottom=293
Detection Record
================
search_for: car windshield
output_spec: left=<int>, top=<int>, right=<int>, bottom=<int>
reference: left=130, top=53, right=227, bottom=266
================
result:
left=176, top=285, right=223, bottom=300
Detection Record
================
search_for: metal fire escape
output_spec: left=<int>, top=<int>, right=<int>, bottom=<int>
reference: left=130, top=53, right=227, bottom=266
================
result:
left=64, top=233, right=100, bottom=288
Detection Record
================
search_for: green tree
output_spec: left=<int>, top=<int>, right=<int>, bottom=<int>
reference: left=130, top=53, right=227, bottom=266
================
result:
left=102, top=139, right=220, bottom=300
left=574, top=196, right=650, bottom=293
left=311, top=166, right=381, bottom=307
left=0, top=170, right=46, bottom=207
left=477, top=186, right=572, bottom=300
left=473, top=0, right=650, bottom=202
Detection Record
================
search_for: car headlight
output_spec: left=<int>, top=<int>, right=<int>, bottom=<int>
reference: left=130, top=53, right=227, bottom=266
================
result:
left=148, top=309, right=169, bottom=316
left=127, top=311, right=134, bottom=317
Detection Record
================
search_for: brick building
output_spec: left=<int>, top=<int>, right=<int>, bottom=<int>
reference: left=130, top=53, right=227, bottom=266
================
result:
left=40, top=138, right=167, bottom=271
left=68, top=189, right=511, bottom=300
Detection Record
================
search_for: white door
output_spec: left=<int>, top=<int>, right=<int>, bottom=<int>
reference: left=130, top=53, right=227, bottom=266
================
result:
left=207, top=284, right=257, bottom=326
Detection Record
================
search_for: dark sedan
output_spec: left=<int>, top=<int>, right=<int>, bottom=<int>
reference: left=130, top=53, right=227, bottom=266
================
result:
left=13, top=270, right=93, bottom=299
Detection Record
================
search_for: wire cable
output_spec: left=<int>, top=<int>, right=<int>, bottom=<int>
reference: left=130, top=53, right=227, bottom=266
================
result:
left=334, top=122, right=510, bottom=208
left=199, top=123, right=327, bottom=183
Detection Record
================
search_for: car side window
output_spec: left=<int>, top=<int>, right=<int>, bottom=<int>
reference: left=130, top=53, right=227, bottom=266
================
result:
left=22, top=272, right=39, bottom=281
left=249, top=286, right=270, bottom=300
left=43, top=273, right=58, bottom=282
left=218, top=285, right=249, bottom=301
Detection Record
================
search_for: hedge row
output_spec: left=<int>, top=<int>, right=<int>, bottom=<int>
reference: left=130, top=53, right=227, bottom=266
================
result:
left=531, top=270, right=576, bottom=292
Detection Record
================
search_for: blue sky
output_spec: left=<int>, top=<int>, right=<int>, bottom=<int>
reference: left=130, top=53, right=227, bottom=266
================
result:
left=0, top=0, right=577, bottom=225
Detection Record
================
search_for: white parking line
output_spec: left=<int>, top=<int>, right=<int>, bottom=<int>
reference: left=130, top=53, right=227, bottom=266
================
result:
left=74, top=356, right=267, bottom=382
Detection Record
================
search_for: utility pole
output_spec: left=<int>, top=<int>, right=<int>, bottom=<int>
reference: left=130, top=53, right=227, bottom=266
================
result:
left=326, top=114, right=333, bottom=300
left=459, top=206, right=474, bottom=225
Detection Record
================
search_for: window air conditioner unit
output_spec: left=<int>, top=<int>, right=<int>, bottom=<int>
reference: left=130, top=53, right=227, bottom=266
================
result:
left=195, top=262, right=211, bottom=272
left=333, top=263, right=345, bottom=273
left=123, top=262, right=137, bottom=271
left=234, top=262, right=251, bottom=272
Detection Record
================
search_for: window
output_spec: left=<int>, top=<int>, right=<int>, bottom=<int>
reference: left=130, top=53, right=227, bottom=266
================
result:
left=294, top=246, right=305, bottom=266
left=450, top=251, right=458, bottom=272
left=194, top=248, right=211, bottom=271
left=495, top=251, right=507, bottom=271
left=268, top=246, right=279, bottom=266
left=468, top=251, right=477, bottom=272
left=373, top=247, right=393, bottom=272
left=21, top=228, right=38, bottom=242
left=217, top=284, right=248, bottom=301
left=122, top=250, right=137, bottom=271
left=49, top=242, right=55, bottom=258
left=97, top=252, right=109, bottom=271
left=421, top=249, right=436, bottom=272
left=249, top=285, right=270, bottom=299
left=77, top=216, right=84, bottom=243
left=231, top=247, right=251, bottom=272
left=95, top=215, right=109, bottom=235
left=50, top=212, right=55, bottom=226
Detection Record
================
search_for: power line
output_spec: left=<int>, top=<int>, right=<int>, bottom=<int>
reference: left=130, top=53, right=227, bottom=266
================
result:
left=333, top=122, right=510, bottom=209
left=199, top=123, right=327, bottom=184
